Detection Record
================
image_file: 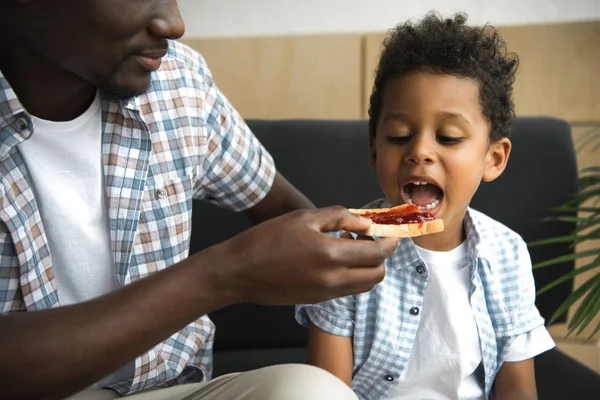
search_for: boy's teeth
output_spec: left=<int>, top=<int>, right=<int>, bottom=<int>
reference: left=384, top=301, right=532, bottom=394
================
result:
left=418, top=198, right=440, bottom=211
left=413, top=181, right=428, bottom=185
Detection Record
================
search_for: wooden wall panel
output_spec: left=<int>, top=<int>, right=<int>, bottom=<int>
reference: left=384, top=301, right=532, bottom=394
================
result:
left=363, top=21, right=600, bottom=122
left=498, top=21, right=600, bottom=123
left=363, top=33, right=386, bottom=119
left=182, top=35, right=363, bottom=120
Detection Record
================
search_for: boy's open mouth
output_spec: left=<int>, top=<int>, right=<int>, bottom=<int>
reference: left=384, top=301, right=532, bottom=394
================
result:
left=402, top=180, right=444, bottom=212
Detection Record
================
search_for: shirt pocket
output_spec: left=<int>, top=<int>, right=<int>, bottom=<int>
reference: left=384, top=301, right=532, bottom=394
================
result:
left=133, top=173, right=195, bottom=273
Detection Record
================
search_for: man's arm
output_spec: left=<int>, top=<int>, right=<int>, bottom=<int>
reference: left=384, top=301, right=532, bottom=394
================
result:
left=0, top=207, right=398, bottom=400
left=307, top=323, right=354, bottom=386
left=493, top=359, right=538, bottom=400
left=244, top=172, right=315, bottom=223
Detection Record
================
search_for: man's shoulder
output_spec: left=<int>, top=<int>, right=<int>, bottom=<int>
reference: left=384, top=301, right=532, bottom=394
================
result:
left=162, top=40, right=208, bottom=75
left=144, top=40, right=213, bottom=94
left=128, top=41, right=214, bottom=122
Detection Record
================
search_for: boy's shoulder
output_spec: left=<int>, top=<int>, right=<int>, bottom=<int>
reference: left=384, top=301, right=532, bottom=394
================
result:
left=466, top=207, right=525, bottom=247
left=466, top=208, right=531, bottom=274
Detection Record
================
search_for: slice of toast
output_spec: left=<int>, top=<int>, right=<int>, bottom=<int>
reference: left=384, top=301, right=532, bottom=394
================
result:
left=348, top=204, right=444, bottom=238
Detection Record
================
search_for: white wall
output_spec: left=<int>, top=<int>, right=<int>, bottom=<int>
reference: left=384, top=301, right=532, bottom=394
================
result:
left=179, top=0, right=600, bottom=39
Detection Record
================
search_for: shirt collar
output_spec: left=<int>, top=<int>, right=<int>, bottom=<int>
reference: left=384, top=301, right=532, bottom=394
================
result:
left=0, top=69, right=26, bottom=122
left=0, top=69, right=34, bottom=160
left=0, top=67, right=144, bottom=160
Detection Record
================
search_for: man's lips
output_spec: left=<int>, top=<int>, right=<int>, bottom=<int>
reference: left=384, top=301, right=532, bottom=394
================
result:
left=136, top=49, right=168, bottom=71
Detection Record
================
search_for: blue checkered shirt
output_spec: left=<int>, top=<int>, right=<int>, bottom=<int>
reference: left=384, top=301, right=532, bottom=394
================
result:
left=0, top=41, right=275, bottom=394
left=296, top=198, right=546, bottom=400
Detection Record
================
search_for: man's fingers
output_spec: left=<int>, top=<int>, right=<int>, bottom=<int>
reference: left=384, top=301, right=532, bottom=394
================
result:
left=356, top=234, right=375, bottom=242
left=326, top=235, right=399, bottom=268
left=340, top=232, right=374, bottom=241
left=320, top=263, right=387, bottom=299
left=309, top=206, right=372, bottom=233
left=339, top=231, right=354, bottom=240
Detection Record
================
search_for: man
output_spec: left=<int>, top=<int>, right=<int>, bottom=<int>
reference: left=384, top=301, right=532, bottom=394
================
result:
left=0, top=1, right=399, bottom=399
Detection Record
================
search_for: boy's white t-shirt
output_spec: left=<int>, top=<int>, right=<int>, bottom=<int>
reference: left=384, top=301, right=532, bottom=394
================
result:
left=387, top=242, right=554, bottom=400
left=17, top=91, right=133, bottom=387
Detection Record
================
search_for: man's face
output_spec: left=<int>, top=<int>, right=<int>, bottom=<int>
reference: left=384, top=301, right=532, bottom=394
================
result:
left=13, top=0, right=185, bottom=99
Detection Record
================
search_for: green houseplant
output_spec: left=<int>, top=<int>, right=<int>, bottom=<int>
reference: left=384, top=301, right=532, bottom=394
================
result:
left=530, top=126, right=600, bottom=338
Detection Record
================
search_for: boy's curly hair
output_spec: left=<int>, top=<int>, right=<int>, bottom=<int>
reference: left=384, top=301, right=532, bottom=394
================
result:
left=368, top=12, right=518, bottom=142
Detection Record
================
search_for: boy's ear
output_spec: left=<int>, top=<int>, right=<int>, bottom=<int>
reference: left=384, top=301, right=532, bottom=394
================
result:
left=482, top=138, right=511, bottom=182
left=369, top=136, right=377, bottom=170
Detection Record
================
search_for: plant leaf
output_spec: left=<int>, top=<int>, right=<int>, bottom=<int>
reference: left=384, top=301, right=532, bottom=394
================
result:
left=589, top=319, right=600, bottom=340
left=575, top=127, right=600, bottom=152
left=537, top=259, right=600, bottom=295
left=529, top=228, right=600, bottom=247
left=550, top=273, right=600, bottom=324
left=573, top=222, right=600, bottom=236
left=580, top=166, right=600, bottom=175
left=579, top=287, right=600, bottom=336
left=548, top=206, right=600, bottom=214
left=532, top=248, right=600, bottom=269
left=569, top=284, right=600, bottom=336
left=569, top=190, right=600, bottom=205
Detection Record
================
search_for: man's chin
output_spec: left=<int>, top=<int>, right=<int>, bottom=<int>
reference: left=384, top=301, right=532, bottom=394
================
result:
left=98, top=73, right=152, bottom=102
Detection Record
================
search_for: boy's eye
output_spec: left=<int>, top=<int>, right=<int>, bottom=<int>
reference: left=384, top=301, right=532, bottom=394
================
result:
left=387, top=135, right=410, bottom=145
left=436, top=135, right=462, bottom=144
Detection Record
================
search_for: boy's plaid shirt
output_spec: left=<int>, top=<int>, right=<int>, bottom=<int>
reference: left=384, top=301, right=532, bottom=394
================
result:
left=296, top=198, right=548, bottom=400
left=0, top=41, right=275, bottom=394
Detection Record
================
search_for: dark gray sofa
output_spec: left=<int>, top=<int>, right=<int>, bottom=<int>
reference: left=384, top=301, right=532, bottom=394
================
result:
left=189, top=117, right=600, bottom=399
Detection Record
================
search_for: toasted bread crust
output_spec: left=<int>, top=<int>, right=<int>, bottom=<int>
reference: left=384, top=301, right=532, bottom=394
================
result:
left=348, top=205, right=444, bottom=237
left=356, top=218, right=444, bottom=238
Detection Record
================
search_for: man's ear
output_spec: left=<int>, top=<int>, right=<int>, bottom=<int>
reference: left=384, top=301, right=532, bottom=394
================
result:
left=369, top=136, right=377, bottom=170
left=482, top=138, right=511, bottom=182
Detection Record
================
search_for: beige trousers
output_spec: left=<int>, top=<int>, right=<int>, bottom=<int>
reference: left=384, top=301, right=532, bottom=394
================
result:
left=66, top=364, right=358, bottom=400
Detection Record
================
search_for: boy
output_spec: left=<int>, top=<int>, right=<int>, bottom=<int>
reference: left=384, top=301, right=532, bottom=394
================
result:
left=295, top=12, right=554, bottom=400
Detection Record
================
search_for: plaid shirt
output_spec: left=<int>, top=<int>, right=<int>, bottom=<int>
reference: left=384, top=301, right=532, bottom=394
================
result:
left=296, top=198, right=546, bottom=400
left=0, top=41, right=275, bottom=394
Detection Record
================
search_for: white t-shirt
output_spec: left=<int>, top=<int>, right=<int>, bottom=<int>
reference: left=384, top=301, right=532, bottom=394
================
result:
left=18, top=91, right=132, bottom=386
left=388, top=242, right=554, bottom=400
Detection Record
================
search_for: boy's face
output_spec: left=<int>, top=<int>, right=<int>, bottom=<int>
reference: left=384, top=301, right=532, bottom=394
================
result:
left=371, top=71, right=511, bottom=250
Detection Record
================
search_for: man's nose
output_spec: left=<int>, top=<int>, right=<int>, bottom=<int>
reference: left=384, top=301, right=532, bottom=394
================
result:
left=149, top=0, right=186, bottom=40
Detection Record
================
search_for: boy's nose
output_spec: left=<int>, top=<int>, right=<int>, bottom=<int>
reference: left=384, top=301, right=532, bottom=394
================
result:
left=404, top=139, right=435, bottom=165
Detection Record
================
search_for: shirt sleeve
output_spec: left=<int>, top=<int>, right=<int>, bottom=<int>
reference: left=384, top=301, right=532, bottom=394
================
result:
left=295, top=295, right=356, bottom=337
left=513, top=238, right=548, bottom=334
left=504, top=325, right=555, bottom=362
left=193, top=59, right=276, bottom=211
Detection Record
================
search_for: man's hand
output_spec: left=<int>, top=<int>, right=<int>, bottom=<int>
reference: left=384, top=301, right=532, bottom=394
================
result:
left=208, top=206, right=399, bottom=305
left=0, top=205, right=397, bottom=399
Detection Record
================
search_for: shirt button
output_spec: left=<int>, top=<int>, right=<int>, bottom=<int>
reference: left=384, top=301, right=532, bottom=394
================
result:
left=410, top=306, right=420, bottom=316
left=15, top=117, right=28, bottom=132
left=156, top=188, right=168, bottom=199
left=384, top=374, right=395, bottom=382
left=416, top=265, right=425, bottom=275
